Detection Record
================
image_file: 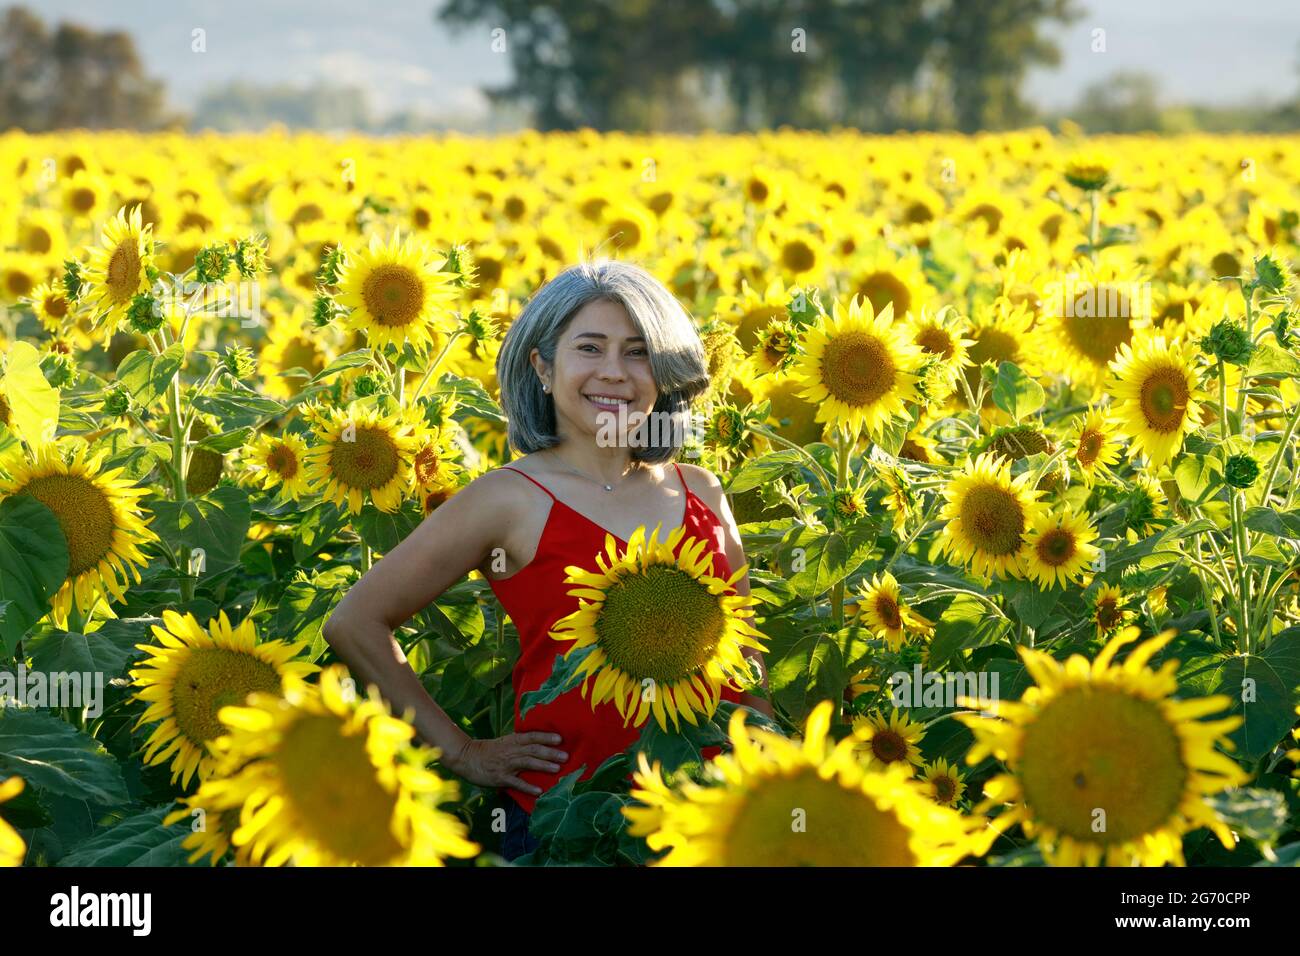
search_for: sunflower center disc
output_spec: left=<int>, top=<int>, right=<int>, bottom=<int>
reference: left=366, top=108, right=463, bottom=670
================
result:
left=595, top=564, right=727, bottom=684
left=870, top=728, right=908, bottom=764
left=21, top=473, right=116, bottom=577
left=915, top=326, right=954, bottom=359
left=1065, top=287, right=1134, bottom=366
left=874, top=594, right=903, bottom=630
left=1018, top=687, right=1187, bottom=845
left=1077, top=430, right=1102, bottom=464
left=268, top=443, right=299, bottom=478
left=362, top=264, right=424, bottom=327
left=170, top=646, right=283, bottom=744
left=822, top=329, right=896, bottom=408
left=782, top=241, right=815, bottom=272
left=723, top=769, right=918, bottom=866
left=275, top=713, right=403, bottom=865
left=1036, top=529, right=1077, bottom=566
left=959, top=483, right=1026, bottom=556
left=1139, top=367, right=1190, bottom=432
left=328, top=426, right=400, bottom=490
left=106, top=241, right=142, bottom=302
left=856, top=271, right=911, bottom=318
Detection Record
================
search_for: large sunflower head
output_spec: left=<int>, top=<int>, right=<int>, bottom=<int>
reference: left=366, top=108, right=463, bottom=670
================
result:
left=550, top=523, right=768, bottom=733
left=624, top=700, right=979, bottom=866
left=303, top=401, right=420, bottom=514
left=793, top=295, right=925, bottom=442
left=129, top=609, right=319, bottom=788
left=957, top=627, right=1250, bottom=866
left=334, top=232, right=458, bottom=355
left=1107, top=334, right=1203, bottom=469
left=78, top=204, right=154, bottom=343
left=1046, top=259, right=1152, bottom=390
left=937, top=452, right=1043, bottom=580
left=0, top=438, right=157, bottom=626
left=183, top=665, right=480, bottom=866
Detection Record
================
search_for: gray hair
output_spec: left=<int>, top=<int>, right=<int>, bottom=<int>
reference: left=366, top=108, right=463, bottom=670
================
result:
left=495, top=259, right=708, bottom=464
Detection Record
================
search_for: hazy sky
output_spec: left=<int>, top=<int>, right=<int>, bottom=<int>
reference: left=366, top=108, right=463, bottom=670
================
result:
left=24, top=0, right=1300, bottom=120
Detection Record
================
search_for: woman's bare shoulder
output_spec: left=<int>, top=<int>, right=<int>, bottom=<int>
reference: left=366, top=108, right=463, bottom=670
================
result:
left=676, top=461, right=728, bottom=510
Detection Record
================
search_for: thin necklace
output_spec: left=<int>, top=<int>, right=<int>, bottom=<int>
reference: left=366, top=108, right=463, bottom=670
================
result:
left=546, top=449, right=636, bottom=493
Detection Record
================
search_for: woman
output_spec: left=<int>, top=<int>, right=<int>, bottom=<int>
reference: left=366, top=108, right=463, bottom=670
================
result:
left=321, top=259, right=772, bottom=863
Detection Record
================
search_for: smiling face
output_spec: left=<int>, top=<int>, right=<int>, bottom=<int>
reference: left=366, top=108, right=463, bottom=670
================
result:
left=532, top=298, right=660, bottom=446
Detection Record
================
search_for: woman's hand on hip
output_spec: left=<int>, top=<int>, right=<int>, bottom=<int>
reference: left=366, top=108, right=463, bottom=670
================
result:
left=442, top=732, right=568, bottom=795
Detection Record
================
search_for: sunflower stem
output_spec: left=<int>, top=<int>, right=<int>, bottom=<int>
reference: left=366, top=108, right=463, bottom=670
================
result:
left=167, top=351, right=195, bottom=605
left=749, top=424, right=834, bottom=493
left=361, top=539, right=373, bottom=573
left=1087, top=189, right=1100, bottom=262
left=831, top=427, right=852, bottom=627
left=411, top=331, right=465, bottom=405
left=1261, top=397, right=1300, bottom=503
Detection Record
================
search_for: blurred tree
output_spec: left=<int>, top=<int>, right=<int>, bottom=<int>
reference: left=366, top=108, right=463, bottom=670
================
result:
left=436, top=0, right=1081, bottom=131
left=931, top=0, right=1080, bottom=131
left=1070, top=71, right=1164, bottom=133
left=0, top=5, right=175, bottom=131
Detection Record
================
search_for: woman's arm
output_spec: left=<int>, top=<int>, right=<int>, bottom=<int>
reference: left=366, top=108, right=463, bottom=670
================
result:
left=320, top=471, right=566, bottom=795
left=681, top=463, right=775, bottom=720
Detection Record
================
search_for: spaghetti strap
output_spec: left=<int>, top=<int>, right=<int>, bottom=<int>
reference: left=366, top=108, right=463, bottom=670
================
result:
left=671, top=461, right=690, bottom=498
left=499, top=465, right=558, bottom=502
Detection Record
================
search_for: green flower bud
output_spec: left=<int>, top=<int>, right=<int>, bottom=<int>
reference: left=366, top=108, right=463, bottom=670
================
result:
left=462, top=306, right=498, bottom=343
left=126, top=293, right=165, bottom=334
left=233, top=235, right=269, bottom=278
left=194, top=244, right=232, bottom=283
left=221, top=345, right=256, bottom=381
left=102, top=383, right=131, bottom=417
left=311, top=292, right=337, bottom=328
left=352, top=373, right=383, bottom=398
left=1224, top=453, right=1260, bottom=489
left=1200, top=318, right=1254, bottom=366
left=316, top=246, right=346, bottom=287
left=443, top=243, right=478, bottom=289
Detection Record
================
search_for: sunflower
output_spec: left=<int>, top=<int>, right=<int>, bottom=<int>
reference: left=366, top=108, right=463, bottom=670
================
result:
left=921, top=757, right=967, bottom=807
left=257, top=304, right=333, bottom=400
left=78, top=205, right=155, bottom=342
left=187, top=665, right=480, bottom=866
left=1125, top=472, right=1169, bottom=538
left=1022, top=507, right=1101, bottom=590
left=1092, top=584, right=1136, bottom=638
left=874, top=462, right=918, bottom=534
left=957, top=627, right=1249, bottom=866
left=958, top=299, right=1040, bottom=414
left=550, top=523, right=768, bottom=733
left=851, top=708, right=927, bottom=771
left=410, top=426, right=463, bottom=495
left=793, top=296, right=924, bottom=442
left=1045, top=259, right=1152, bottom=390
left=1107, top=334, right=1203, bottom=469
left=905, top=306, right=974, bottom=401
left=854, top=571, right=931, bottom=651
left=162, top=797, right=251, bottom=866
left=26, top=281, right=72, bottom=333
left=849, top=247, right=935, bottom=323
left=303, top=401, right=421, bottom=514
left=936, top=452, right=1043, bottom=580
left=623, top=700, right=978, bottom=866
left=1069, top=407, right=1124, bottom=486
left=129, top=609, right=318, bottom=788
left=0, top=438, right=157, bottom=626
left=335, top=232, right=458, bottom=355
left=61, top=168, right=108, bottom=221
left=243, top=431, right=312, bottom=501
left=716, top=277, right=795, bottom=351
left=0, top=776, right=26, bottom=867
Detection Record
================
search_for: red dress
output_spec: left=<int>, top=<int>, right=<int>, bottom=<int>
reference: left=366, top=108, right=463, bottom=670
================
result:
left=487, top=461, right=744, bottom=813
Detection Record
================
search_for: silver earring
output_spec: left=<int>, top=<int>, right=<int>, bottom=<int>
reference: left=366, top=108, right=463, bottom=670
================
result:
left=542, top=383, right=550, bottom=393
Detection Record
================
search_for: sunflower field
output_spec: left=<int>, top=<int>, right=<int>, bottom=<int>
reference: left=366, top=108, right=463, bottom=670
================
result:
left=2, top=128, right=1300, bottom=868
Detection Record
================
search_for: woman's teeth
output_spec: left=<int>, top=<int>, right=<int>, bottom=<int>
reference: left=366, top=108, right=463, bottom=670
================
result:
left=586, top=395, right=630, bottom=409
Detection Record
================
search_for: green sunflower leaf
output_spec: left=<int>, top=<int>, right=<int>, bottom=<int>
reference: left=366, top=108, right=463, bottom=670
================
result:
left=0, top=708, right=129, bottom=805
left=0, top=495, right=69, bottom=658
left=518, top=645, right=595, bottom=719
